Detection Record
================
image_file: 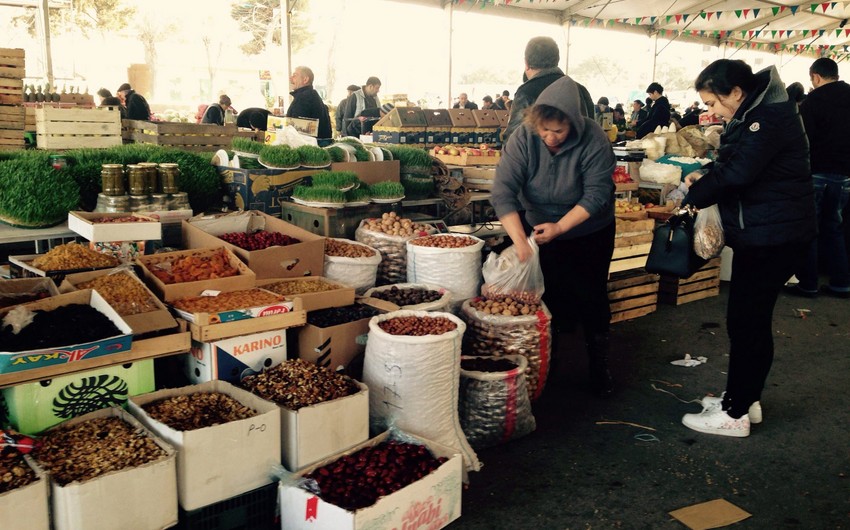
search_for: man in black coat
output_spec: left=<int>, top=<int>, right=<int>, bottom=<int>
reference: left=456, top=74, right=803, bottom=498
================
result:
left=116, top=83, right=150, bottom=121
left=286, top=66, right=332, bottom=144
left=342, top=77, right=382, bottom=137
left=637, top=82, right=671, bottom=138
left=335, top=84, right=359, bottom=135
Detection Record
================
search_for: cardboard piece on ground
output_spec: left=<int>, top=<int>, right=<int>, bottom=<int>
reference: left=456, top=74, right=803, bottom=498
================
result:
left=669, top=498, right=752, bottom=530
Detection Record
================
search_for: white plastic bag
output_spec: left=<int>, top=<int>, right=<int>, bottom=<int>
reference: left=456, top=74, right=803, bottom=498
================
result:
left=693, top=205, right=725, bottom=259
left=269, top=124, right=317, bottom=147
left=481, top=237, right=545, bottom=304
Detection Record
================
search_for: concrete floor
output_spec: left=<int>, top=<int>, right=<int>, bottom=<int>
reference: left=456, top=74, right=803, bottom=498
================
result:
left=454, top=281, right=849, bottom=529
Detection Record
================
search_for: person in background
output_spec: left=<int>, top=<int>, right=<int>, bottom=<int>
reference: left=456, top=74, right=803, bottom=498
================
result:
left=637, top=82, right=670, bottom=138
left=201, top=94, right=233, bottom=125
left=236, top=107, right=271, bottom=131
left=594, top=97, right=610, bottom=119
left=678, top=101, right=702, bottom=127
left=680, top=59, right=816, bottom=437
left=343, top=76, right=381, bottom=137
left=611, top=106, right=627, bottom=131
left=785, top=58, right=850, bottom=299
left=453, top=93, right=478, bottom=110
left=359, top=103, right=395, bottom=135
left=286, top=66, right=332, bottom=144
left=482, top=95, right=495, bottom=110
left=491, top=76, right=616, bottom=397
left=785, top=81, right=807, bottom=106
left=629, top=99, right=647, bottom=130
left=97, top=87, right=123, bottom=116
left=503, top=36, right=594, bottom=141
left=116, top=82, right=150, bottom=121
left=335, top=84, right=359, bottom=135
left=495, top=90, right=510, bottom=110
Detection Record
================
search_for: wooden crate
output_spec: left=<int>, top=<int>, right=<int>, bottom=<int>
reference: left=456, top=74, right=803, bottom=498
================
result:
left=608, top=268, right=659, bottom=323
left=35, top=106, right=122, bottom=150
left=0, top=48, right=25, bottom=80
left=0, top=128, right=24, bottom=151
left=659, top=257, right=722, bottom=305
left=610, top=217, right=654, bottom=274
left=123, top=119, right=237, bottom=152
left=0, top=77, right=23, bottom=106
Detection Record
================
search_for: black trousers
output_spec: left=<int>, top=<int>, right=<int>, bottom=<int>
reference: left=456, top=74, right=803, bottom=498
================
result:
left=536, top=221, right=615, bottom=339
left=724, top=242, right=807, bottom=417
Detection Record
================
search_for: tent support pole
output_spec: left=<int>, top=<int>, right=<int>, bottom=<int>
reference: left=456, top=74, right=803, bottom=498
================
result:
left=651, top=32, right=658, bottom=81
left=37, top=0, right=53, bottom=86
left=447, top=2, right=453, bottom=106
left=564, top=17, right=572, bottom=74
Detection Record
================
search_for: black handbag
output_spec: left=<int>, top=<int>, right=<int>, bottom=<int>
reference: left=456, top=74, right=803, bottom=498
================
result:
left=644, top=206, right=708, bottom=278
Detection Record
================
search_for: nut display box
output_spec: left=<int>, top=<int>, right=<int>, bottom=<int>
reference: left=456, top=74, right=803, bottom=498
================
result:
left=257, top=277, right=355, bottom=312
left=68, top=211, right=162, bottom=242
left=0, top=289, right=133, bottom=375
left=128, top=380, right=281, bottom=511
left=183, top=210, right=325, bottom=279
left=184, top=328, right=289, bottom=385
left=0, top=455, right=49, bottom=530
left=278, top=431, right=462, bottom=530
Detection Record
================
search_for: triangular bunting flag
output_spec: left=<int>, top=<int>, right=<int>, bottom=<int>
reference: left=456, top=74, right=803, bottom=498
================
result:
left=790, top=5, right=799, bottom=14
left=846, top=28, right=850, bottom=37
left=666, top=15, right=673, bottom=23
left=803, top=29, right=810, bottom=36
left=753, top=8, right=760, bottom=17
left=743, top=8, right=750, bottom=17
left=779, top=30, right=785, bottom=37
left=707, top=12, right=714, bottom=21
left=675, top=14, right=681, bottom=23
left=819, top=29, right=825, bottom=35
left=772, top=7, right=779, bottom=15
left=809, top=4, right=817, bottom=13
left=754, top=30, right=761, bottom=37
left=735, top=9, right=742, bottom=17
left=683, top=14, right=689, bottom=22
left=700, top=12, right=707, bottom=19
left=821, top=2, right=829, bottom=12
left=771, top=30, right=777, bottom=38
left=748, top=30, right=754, bottom=38
left=650, top=16, right=657, bottom=24
left=716, top=11, right=722, bottom=19
left=608, top=19, right=615, bottom=27
left=780, top=6, right=786, bottom=13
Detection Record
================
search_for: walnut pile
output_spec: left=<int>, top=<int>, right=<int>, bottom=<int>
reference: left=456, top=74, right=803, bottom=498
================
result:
left=141, top=392, right=257, bottom=431
left=0, top=456, right=37, bottom=493
left=33, top=417, right=167, bottom=486
left=31, top=242, right=119, bottom=271
left=240, top=359, right=359, bottom=410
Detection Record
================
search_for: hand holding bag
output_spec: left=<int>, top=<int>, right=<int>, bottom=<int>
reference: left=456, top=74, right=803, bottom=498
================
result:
left=645, top=205, right=708, bottom=278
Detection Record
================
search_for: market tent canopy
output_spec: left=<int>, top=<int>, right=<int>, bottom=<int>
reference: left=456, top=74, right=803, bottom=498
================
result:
left=409, top=0, right=850, bottom=61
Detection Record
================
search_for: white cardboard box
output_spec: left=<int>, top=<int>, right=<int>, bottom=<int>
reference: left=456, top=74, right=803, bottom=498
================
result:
left=68, top=211, right=162, bottom=242
left=278, top=431, right=462, bottom=530
left=0, top=455, right=49, bottom=530
left=280, top=381, right=369, bottom=472
left=45, top=407, right=177, bottom=530
left=184, top=328, right=288, bottom=384
left=127, top=380, right=282, bottom=511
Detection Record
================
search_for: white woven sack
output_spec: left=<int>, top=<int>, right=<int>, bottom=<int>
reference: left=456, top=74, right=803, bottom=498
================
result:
left=406, top=234, right=484, bottom=304
left=323, top=238, right=382, bottom=295
left=362, top=283, right=452, bottom=312
left=363, top=310, right=480, bottom=472
left=355, top=220, right=436, bottom=285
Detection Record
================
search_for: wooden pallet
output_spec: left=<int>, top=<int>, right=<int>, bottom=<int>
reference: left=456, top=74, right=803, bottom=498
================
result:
left=36, top=106, right=122, bottom=150
left=658, top=257, right=722, bottom=305
left=0, top=105, right=24, bottom=130
left=0, top=48, right=25, bottom=80
left=0, top=128, right=24, bottom=150
left=610, top=217, right=654, bottom=274
left=608, top=268, right=659, bottom=323
left=0, top=77, right=23, bottom=106
left=123, top=119, right=237, bottom=152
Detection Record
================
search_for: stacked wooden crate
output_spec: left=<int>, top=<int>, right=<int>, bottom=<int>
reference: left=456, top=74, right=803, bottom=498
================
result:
left=659, top=257, right=722, bottom=305
left=608, top=269, right=660, bottom=323
left=36, top=106, right=122, bottom=150
left=123, top=120, right=237, bottom=152
left=0, top=48, right=25, bottom=152
left=609, top=216, right=654, bottom=274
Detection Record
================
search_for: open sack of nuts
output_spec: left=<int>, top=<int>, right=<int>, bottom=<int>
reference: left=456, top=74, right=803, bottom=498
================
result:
left=460, top=298, right=552, bottom=401
left=362, top=283, right=452, bottom=312
left=406, top=234, right=484, bottom=306
left=459, top=355, right=536, bottom=450
left=354, top=213, right=435, bottom=286
left=362, top=311, right=480, bottom=472
left=323, top=238, right=382, bottom=295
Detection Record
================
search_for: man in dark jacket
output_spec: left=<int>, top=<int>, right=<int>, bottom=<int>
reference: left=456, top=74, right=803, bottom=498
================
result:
left=116, top=83, right=150, bottom=121
left=342, top=77, right=381, bottom=137
left=503, top=36, right=594, bottom=140
left=201, top=94, right=233, bottom=125
left=236, top=107, right=271, bottom=131
left=452, top=93, right=478, bottom=110
left=286, top=66, right=332, bottom=144
left=787, top=57, right=850, bottom=298
left=335, top=84, right=359, bottom=135
left=636, top=82, right=671, bottom=138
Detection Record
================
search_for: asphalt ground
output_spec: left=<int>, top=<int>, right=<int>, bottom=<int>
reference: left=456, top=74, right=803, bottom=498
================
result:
left=454, top=281, right=849, bottom=529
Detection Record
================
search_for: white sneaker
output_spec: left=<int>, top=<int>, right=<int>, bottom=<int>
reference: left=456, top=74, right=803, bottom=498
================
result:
left=701, top=394, right=763, bottom=424
left=682, top=408, right=751, bottom=437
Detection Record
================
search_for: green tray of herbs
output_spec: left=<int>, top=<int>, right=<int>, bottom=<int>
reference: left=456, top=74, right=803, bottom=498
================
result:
left=259, top=145, right=301, bottom=169
left=311, top=171, right=360, bottom=191
left=368, top=181, right=405, bottom=203
left=291, top=184, right=346, bottom=208
left=231, top=137, right=264, bottom=157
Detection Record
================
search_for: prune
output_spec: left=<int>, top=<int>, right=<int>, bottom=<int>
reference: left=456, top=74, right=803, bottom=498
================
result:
left=306, top=304, right=381, bottom=328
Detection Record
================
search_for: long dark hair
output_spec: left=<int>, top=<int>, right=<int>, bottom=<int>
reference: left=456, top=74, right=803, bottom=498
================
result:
left=694, top=59, right=757, bottom=96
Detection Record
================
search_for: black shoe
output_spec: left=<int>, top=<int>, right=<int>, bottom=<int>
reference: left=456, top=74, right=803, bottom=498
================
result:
left=783, top=284, right=818, bottom=298
left=819, top=285, right=850, bottom=299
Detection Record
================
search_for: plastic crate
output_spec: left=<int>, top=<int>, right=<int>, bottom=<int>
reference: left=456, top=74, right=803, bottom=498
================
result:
left=177, top=482, right=277, bottom=530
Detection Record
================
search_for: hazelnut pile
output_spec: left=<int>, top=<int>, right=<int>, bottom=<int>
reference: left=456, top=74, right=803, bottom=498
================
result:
left=240, top=359, right=359, bottom=410
left=76, top=272, right=160, bottom=316
left=262, top=278, right=343, bottom=296
left=171, top=288, right=284, bottom=314
left=377, top=315, right=457, bottom=336
left=141, top=392, right=257, bottom=431
left=480, top=284, right=542, bottom=305
left=34, top=417, right=167, bottom=486
left=325, top=239, right=376, bottom=258
left=409, top=235, right=478, bottom=248
left=470, top=296, right=541, bottom=317
left=31, top=242, right=119, bottom=271
left=363, top=212, right=430, bottom=237
left=0, top=456, right=37, bottom=494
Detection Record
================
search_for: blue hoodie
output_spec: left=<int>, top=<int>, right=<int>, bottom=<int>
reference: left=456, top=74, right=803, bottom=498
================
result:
left=491, top=76, right=615, bottom=239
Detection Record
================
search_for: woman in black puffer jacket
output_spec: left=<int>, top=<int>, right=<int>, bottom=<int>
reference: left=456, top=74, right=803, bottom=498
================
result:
left=681, top=59, right=816, bottom=438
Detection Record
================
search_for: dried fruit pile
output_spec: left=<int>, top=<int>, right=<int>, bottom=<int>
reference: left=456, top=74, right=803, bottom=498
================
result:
left=31, top=242, right=119, bottom=271
left=307, top=304, right=381, bottom=328
left=141, top=392, right=257, bottom=431
left=369, top=286, right=442, bottom=307
left=1, top=304, right=122, bottom=352
left=0, top=456, right=37, bottom=493
left=219, top=231, right=300, bottom=251
left=304, top=441, right=447, bottom=510
left=76, top=273, right=159, bottom=315
left=240, top=359, right=359, bottom=410
left=377, top=315, right=457, bottom=336
left=171, top=289, right=284, bottom=314
left=33, top=417, right=167, bottom=486
left=147, top=249, right=239, bottom=284
left=262, top=278, right=342, bottom=297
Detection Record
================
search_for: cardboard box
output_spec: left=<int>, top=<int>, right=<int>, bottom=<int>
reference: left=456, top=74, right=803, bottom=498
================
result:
left=171, top=288, right=294, bottom=325
left=448, top=109, right=477, bottom=145
left=330, top=161, right=400, bottom=184
left=0, top=289, right=133, bottom=374
left=128, top=380, right=282, bottom=511
left=135, top=247, right=256, bottom=302
left=44, top=407, right=177, bottom=530
left=219, top=165, right=321, bottom=217
left=9, top=254, right=118, bottom=284
left=297, top=314, right=374, bottom=373
left=423, top=109, right=452, bottom=145
left=278, top=431, right=462, bottom=530
left=279, top=381, right=369, bottom=472
left=182, top=301, right=306, bottom=343
left=59, top=268, right=178, bottom=336
left=68, top=211, right=162, bottom=242
left=372, top=128, right=425, bottom=145
left=257, top=277, right=355, bottom=312
left=0, top=456, right=50, bottom=530
left=184, top=328, right=288, bottom=384
left=266, top=115, right=319, bottom=139
left=182, top=210, right=325, bottom=279
left=2, top=359, right=154, bottom=435
left=0, top=277, right=59, bottom=316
